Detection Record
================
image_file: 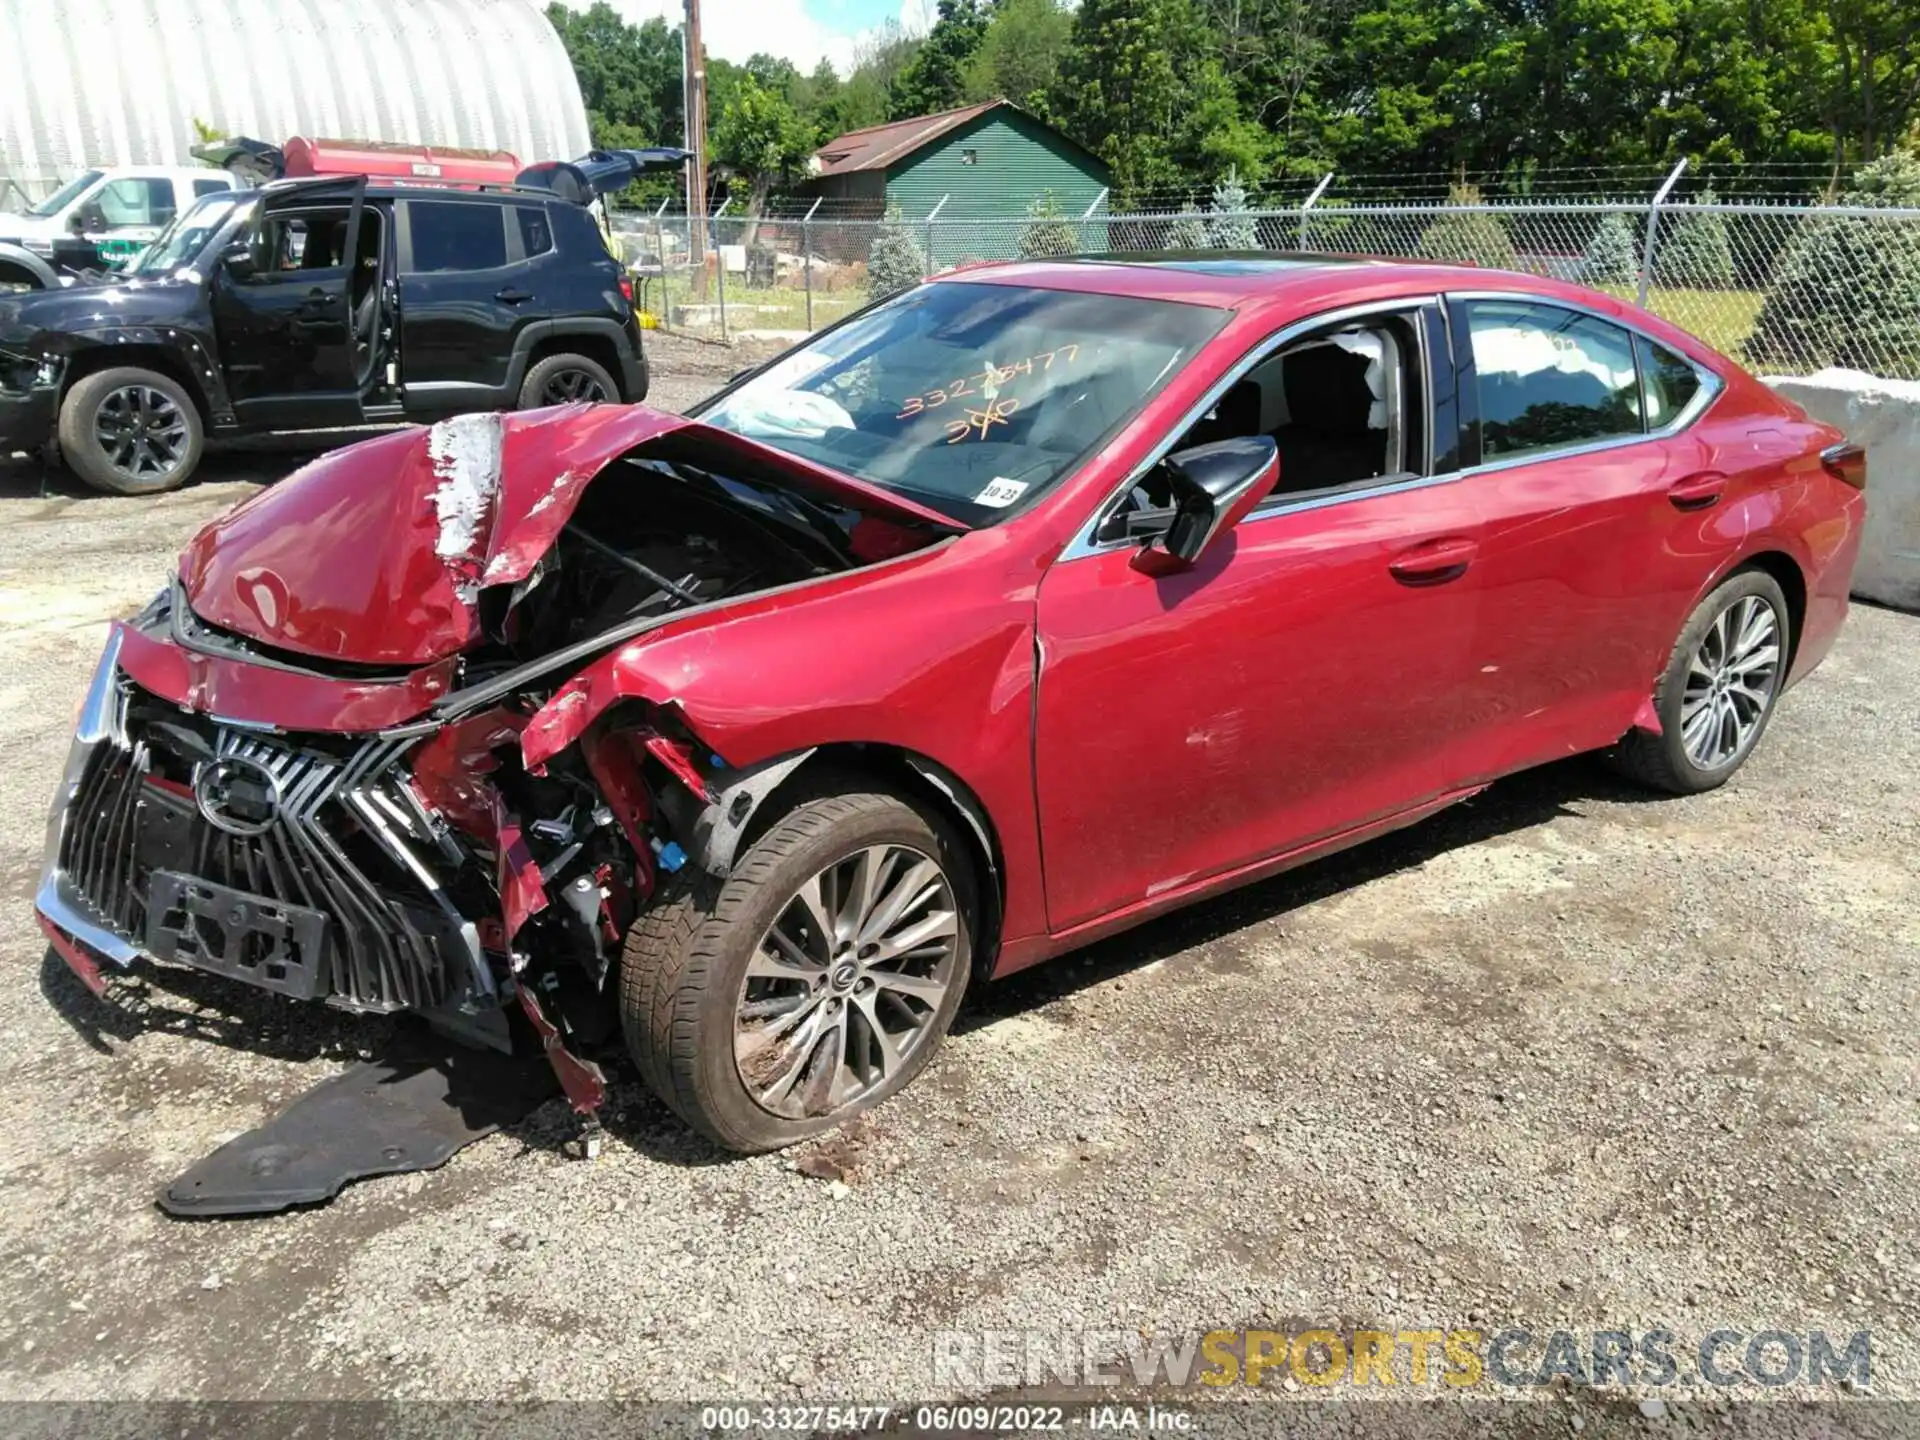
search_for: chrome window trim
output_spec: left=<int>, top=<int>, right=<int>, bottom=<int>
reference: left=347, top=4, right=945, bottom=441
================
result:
left=1446, top=289, right=1725, bottom=479
left=1060, top=296, right=1444, bottom=562
left=1059, top=286, right=1726, bottom=563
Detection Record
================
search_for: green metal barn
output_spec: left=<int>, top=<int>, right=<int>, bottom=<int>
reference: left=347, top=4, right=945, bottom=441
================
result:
left=803, top=100, right=1110, bottom=266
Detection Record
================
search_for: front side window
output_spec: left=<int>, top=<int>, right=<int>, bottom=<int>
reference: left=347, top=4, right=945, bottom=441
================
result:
left=96, top=177, right=176, bottom=228
left=237, top=207, right=353, bottom=279
left=407, top=201, right=508, bottom=272
left=129, top=193, right=249, bottom=275
left=696, top=281, right=1230, bottom=526
left=1466, top=300, right=1641, bottom=460
left=192, top=176, right=232, bottom=199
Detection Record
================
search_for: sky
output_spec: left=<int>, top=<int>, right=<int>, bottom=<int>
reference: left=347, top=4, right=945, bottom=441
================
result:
left=593, top=0, right=937, bottom=75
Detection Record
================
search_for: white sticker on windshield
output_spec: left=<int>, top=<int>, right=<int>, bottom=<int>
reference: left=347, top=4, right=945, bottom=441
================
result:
left=974, top=477, right=1028, bottom=508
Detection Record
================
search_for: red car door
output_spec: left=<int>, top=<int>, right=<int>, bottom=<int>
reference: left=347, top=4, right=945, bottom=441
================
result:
left=1443, top=296, right=1737, bottom=780
left=1032, top=302, right=1487, bottom=934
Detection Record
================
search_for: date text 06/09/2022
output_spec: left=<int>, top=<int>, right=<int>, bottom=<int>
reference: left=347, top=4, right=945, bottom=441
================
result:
left=697, top=1404, right=1194, bottom=1433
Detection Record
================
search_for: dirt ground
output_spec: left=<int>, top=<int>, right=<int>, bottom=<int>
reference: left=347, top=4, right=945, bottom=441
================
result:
left=0, top=335, right=1916, bottom=1432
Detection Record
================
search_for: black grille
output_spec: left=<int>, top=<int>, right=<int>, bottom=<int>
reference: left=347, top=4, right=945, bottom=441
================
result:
left=58, top=697, right=459, bottom=1014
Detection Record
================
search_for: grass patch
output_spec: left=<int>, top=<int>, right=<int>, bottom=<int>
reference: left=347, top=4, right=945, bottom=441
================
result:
left=1601, top=286, right=1765, bottom=359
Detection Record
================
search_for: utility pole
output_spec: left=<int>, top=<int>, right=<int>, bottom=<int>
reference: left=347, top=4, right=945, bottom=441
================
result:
left=684, top=0, right=709, bottom=299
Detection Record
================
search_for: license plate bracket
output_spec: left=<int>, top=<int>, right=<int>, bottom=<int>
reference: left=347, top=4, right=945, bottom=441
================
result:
left=146, top=872, right=329, bottom=1000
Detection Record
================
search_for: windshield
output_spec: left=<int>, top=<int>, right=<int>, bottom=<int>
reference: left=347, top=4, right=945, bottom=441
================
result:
left=696, top=281, right=1230, bottom=525
left=28, top=170, right=104, bottom=218
left=129, top=193, right=248, bottom=275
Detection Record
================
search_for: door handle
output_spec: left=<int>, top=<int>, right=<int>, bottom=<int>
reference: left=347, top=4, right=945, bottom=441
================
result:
left=495, top=287, right=534, bottom=304
left=1667, top=471, right=1727, bottom=509
left=1389, top=535, right=1478, bottom=585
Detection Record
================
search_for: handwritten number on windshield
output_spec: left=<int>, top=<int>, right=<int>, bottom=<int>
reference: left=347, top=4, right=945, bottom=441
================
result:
left=894, top=345, right=1079, bottom=421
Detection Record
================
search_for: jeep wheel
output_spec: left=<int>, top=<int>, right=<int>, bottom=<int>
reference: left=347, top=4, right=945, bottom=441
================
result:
left=620, top=786, right=973, bottom=1152
left=518, top=353, right=618, bottom=409
left=58, top=367, right=204, bottom=495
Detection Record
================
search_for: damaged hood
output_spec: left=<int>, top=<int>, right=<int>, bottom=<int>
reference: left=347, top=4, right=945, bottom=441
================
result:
left=178, top=404, right=964, bottom=667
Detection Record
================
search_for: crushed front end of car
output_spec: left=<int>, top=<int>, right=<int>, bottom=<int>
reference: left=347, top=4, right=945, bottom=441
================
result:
left=34, top=403, right=958, bottom=1119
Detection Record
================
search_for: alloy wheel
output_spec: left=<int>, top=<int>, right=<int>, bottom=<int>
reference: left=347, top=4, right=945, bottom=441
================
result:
left=734, top=843, right=959, bottom=1121
left=540, top=368, right=609, bottom=404
left=1680, top=593, right=1782, bottom=770
left=93, top=384, right=189, bottom=483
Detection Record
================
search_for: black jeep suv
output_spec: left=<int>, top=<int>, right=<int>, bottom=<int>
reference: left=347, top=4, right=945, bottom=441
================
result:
left=0, top=175, right=650, bottom=493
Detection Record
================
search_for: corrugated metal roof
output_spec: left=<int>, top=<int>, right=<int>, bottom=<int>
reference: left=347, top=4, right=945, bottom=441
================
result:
left=0, top=0, right=590, bottom=190
left=810, top=101, right=1005, bottom=178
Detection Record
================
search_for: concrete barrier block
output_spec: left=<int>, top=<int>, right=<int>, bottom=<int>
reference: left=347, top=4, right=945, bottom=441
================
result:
left=1765, top=368, right=1920, bottom=612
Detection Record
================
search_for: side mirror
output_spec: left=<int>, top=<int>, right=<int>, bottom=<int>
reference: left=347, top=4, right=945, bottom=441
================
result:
left=220, top=240, right=256, bottom=279
left=69, top=204, right=105, bottom=235
left=1131, top=436, right=1280, bottom=573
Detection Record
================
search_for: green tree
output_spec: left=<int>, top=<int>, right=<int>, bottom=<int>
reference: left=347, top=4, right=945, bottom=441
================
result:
left=1207, top=167, right=1258, bottom=248
left=1166, top=214, right=1212, bottom=248
left=544, top=3, right=683, bottom=151
left=1746, top=150, right=1920, bottom=379
left=1581, top=212, right=1641, bottom=287
left=867, top=206, right=929, bottom=295
left=1653, top=188, right=1737, bottom=288
left=891, top=0, right=991, bottom=119
left=712, top=75, right=812, bottom=238
left=827, top=21, right=921, bottom=136
left=1052, top=0, right=1253, bottom=202
left=1416, top=185, right=1518, bottom=270
left=1018, top=191, right=1081, bottom=256
left=962, top=0, right=1073, bottom=114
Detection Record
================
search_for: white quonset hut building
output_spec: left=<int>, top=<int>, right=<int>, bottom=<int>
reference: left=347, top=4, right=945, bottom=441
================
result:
left=0, top=0, right=591, bottom=198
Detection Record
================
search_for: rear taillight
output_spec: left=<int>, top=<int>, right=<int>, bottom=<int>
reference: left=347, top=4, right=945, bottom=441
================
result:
left=1821, top=441, right=1867, bottom=490
left=618, top=276, right=634, bottom=303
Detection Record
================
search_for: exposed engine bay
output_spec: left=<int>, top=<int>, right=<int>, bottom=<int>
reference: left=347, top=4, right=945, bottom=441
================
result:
left=37, top=407, right=957, bottom=1151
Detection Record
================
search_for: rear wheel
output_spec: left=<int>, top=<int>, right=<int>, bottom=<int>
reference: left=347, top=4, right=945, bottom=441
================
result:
left=57, top=366, right=204, bottom=495
left=517, top=353, right=617, bottom=410
left=620, top=785, right=972, bottom=1152
left=1607, top=569, right=1791, bottom=794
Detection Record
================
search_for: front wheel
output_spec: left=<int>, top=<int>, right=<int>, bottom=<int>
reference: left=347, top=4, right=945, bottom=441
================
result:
left=1607, top=569, right=1791, bottom=794
left=620, top=785, right=973, bottom=1152
left=57, top=366, right=204, bottom=495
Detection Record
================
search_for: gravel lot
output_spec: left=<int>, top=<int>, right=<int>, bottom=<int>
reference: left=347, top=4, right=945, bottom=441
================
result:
left=0, top=335, right=1915, bottom=1431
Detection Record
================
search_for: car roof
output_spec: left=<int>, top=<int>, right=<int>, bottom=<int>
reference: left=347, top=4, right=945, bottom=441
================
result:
left=934, top=252, right=1552, bottom=309
left=932, top=251, right=1731, bottom=373
left=250, top=177, right=550, bottom=204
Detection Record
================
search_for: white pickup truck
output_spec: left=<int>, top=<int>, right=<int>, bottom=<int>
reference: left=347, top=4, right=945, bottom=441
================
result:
left=0, top=167, right=238, bottom=289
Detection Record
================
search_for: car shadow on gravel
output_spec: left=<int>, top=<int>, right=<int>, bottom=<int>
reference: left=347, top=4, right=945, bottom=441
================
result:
left=959, top=753, right=1674, bottom=1032
left=39, top=946, right=393, bottom=1065
left=32, top=755, right=1682, bottom=1182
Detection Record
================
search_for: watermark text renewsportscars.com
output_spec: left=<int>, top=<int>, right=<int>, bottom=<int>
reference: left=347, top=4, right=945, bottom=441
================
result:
left=933, top=1328, right=1872, bottom=1391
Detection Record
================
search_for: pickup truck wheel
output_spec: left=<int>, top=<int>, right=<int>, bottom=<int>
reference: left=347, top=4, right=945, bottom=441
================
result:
left=57, top=367, right=204, bottom=495
left=518, top=353, right=617, bottom=409
left=620, top=787, right=973, bottom=1152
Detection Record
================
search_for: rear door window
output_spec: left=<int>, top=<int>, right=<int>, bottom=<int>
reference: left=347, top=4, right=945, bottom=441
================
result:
left=405, top=201, right=509, bottom=273
left=1463, top=300, right=1643, bottom=460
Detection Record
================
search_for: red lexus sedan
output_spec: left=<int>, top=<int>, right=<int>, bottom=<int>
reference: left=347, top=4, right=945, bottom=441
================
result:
left=36, top=256, right=1866, bottom=1152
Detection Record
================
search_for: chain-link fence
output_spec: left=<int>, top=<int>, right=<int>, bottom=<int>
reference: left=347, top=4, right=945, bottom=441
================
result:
left=618, top=184, right=1920, bottom=383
